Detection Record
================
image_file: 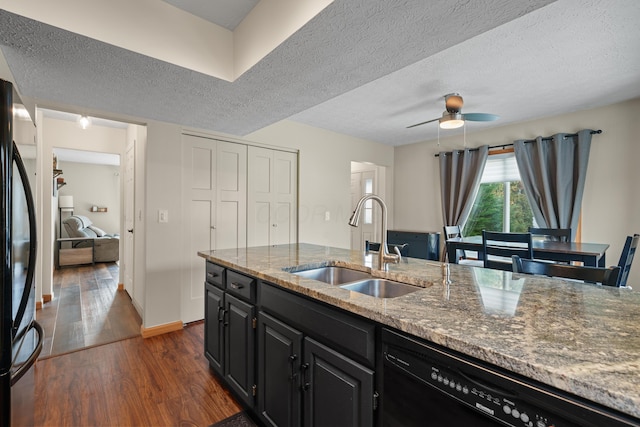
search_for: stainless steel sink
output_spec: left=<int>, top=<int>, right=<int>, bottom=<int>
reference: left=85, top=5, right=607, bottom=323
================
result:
left=340, top=279, right=420, bottom=298
left=291, top=266, right=372, bottom=285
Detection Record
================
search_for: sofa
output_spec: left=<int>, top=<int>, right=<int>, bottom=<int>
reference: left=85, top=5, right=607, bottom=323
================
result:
left=62, top=215, right=119, bottom=263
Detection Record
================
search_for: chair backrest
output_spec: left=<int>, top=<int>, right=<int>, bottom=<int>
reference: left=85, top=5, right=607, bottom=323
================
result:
left=617, top=234, right=639, bottom=287
left=443, top=225, right=463, bottom=240
left=366, top=241, right=410, bottom=257
left=513, top=255, right=622, bottom=287
left=482, top=230, right=533, bottom=271
left=528, top=227, right=572, bottom=242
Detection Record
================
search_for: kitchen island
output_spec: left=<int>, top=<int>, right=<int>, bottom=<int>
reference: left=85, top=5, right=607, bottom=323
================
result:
left=198, top=243, right=640, bottom=422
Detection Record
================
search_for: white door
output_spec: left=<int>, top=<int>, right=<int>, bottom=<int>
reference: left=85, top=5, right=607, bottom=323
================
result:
left=182, top=135, right=218, bottom=324
left=350, top=170, right=376, bottom=250
left=272, top=150, right=297, bottom=245
left=248, top=147, right=297, bottom=246
left=123, top=145, right=135, bottom=296
left=216, top=141, right=247, bottom=250
left=181, top=135, right=247, bottom=323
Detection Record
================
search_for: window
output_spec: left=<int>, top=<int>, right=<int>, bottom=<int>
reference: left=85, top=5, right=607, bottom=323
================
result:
left=463, top=152, right=534, bottom=236
left=363, top=178, right=373, bottom=224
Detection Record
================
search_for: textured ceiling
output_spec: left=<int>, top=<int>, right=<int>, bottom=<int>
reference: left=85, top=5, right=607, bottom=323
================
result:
left=1, top=0, right=639, bottom=146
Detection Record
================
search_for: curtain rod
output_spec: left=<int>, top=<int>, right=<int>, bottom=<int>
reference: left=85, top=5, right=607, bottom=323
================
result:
left=434, top=129, right=602, bottom=157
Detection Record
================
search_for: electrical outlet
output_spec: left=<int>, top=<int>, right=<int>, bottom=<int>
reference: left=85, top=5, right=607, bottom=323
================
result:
left=325, top=211, right=330, bottom=221
left=158, top=209, right=169, bottom=223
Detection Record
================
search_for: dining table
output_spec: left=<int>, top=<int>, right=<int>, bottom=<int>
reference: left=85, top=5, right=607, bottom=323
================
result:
left=446, top=236, right=610, bottom=267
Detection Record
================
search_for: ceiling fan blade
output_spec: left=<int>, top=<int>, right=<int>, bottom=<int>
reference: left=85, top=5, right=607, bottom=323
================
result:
left=406, top=117, right=440, bottom=129
left=462, top=113, right=499, bottom=122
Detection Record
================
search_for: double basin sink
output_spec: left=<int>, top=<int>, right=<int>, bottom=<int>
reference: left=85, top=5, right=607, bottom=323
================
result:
left=291, top=266, right=420, bottom=298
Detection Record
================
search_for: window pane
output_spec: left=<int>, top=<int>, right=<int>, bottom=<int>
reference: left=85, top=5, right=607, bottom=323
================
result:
left=463, top=183, right=504, bottom=236
left=365, top=178, right=373, bottom=194
left=364, top=208, right=372, bottom=224
left=509, top=181, right=534, bottom=232
left=462, top=155, right=535, bottom=236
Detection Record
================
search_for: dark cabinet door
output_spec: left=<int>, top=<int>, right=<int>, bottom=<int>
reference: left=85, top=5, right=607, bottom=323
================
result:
left=205, top=283, right=224, bottom=375
left=258, top=312, right=303, bottom=427
left=225, top=293, right=256, bottom=407
left=303, top=337, right=374, bottom=427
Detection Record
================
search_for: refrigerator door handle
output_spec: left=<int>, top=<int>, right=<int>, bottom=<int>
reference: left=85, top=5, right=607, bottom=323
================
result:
left=10, top=320, right=43, bottom=386
left=11, top=142, right=38, bottom=339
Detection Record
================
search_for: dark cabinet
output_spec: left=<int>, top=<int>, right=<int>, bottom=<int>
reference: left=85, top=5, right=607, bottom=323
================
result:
left=205, top=283, right=224, bottom=374
left=258, top=312, right=303, bottom=427
left=204, top=262, right=257, bottom=408
left=303, top=337, right=374, bottom=427
left=387, top=230, right=440, bottom=261
left=225, top=293, right=256, bottom=407
left=258, top=284, right=376, bottom=427
left=205, top=262, right=376, bottom=426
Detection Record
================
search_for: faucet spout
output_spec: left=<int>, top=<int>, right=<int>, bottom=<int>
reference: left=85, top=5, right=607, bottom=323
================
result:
left=349, top=194, right=400, bottom=270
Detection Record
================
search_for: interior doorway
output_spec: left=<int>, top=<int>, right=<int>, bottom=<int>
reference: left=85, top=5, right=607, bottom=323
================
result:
left=33, top=107, right=145, bottom=358
left=350, top=161, right=386, bottom=251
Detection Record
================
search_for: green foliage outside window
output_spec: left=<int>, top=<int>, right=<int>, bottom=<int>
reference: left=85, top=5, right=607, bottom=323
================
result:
left=463, top=181, right=534, bottom=236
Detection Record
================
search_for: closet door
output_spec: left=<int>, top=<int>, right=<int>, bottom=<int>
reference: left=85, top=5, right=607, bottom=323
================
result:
left=181, top=135, right=246, bottom=323
left=248, top=146, right=297, bottom=247
left=216, top=141, right=247, bottom=250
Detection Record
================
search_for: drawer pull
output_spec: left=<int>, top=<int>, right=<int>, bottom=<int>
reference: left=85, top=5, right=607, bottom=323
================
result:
left=207, top=272, right=219, bottom=279
left=230, top=282, right=244, bottom=290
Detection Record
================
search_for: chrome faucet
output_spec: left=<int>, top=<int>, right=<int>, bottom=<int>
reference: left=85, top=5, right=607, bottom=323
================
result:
left=349, top=194, right=400, bottom=270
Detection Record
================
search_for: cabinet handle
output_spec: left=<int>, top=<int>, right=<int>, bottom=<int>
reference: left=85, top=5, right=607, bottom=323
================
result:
left=217, top=306, right=225, bottom=322
left=289, top=354, right=298, bottom=382
left=301, top=362, right=310, bottom=391
left=207, top=272, right=218, bottom=279
left=230, top=282, right=244, bottom=290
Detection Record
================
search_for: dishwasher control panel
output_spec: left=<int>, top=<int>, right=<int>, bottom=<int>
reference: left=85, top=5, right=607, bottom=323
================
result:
left=385, top=349, right=567, bottom=427
left=381, top=328, right=639, bottom=427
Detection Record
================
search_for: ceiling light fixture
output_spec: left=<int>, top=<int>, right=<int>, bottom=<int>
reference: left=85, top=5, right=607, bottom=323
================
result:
left=439, top=113, right=465, bottom=129
left=77, top=115, right=92, bottom=130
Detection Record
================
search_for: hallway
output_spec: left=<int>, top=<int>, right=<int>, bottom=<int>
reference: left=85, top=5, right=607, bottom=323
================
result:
left=37, top=262, right=141, bottom=358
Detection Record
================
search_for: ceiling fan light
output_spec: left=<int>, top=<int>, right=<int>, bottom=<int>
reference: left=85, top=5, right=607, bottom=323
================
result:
left=440, top=118, right=464, bottom=129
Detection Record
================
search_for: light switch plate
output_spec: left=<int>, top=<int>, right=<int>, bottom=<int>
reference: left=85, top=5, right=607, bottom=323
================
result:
left=158, top=209, right=169, bottom=223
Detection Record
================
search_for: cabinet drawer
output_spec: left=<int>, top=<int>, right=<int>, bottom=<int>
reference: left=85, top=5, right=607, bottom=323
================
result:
left=226, top=270, right=257, bottom=303
left=206, top=262, right=225, bottom=289
left=260, top=283, right=375, bottom=367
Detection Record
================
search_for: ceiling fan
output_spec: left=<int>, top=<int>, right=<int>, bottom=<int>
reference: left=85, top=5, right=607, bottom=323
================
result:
left=407, top=93, right=499, bottom=129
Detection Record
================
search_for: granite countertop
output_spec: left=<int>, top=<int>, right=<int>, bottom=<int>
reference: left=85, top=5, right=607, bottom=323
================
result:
left=198, top=243, right=640, bottom=419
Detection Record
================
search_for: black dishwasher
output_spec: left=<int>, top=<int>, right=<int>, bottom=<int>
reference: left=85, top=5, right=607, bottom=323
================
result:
left=381, top=328, right=640, bottom=427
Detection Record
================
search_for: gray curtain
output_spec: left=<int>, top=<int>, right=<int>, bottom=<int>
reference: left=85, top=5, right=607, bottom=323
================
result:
left=513, top=129, right=593, bottom=238
left=439, top=145, right=489, bottom=228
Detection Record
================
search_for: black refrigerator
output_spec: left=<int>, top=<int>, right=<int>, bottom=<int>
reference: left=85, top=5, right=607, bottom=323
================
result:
left=0, top=79, right=43, bottom=426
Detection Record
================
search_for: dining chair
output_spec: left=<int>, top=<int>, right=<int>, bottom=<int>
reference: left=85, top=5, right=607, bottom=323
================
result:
left=512, top=255, right=621, bottom=286
left=482, top=230, right=533, bottom=271
left=617, top=233, right=639, bottom=288
left=528, top=227, right=572, bottom=242
left=443, top=225, right=483, bottom=266
left=366, top=241, right=409, bottom=257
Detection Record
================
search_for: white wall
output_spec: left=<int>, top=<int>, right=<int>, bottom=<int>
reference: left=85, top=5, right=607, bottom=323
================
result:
left=248, top=120, right=395, bottom=248
left=57, top=161, right=121, bottom=235
left=139, top=119, right=393, bottom=329
left=394, top=98, right=640, bottom=286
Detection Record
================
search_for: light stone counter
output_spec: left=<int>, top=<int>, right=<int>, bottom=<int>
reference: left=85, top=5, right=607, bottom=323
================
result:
left=198, top=243, right=640, bottom=420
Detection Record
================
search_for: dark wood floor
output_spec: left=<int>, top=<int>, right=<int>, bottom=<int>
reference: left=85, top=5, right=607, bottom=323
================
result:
left=38, top=263, right=142, bottom=358
left=34, top=321, right=243, bottom=426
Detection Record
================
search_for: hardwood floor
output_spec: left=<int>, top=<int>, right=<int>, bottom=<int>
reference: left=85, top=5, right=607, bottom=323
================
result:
left=38, top=263, right=142, bottom=358
left=34, top=321, right=243, bottom=426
